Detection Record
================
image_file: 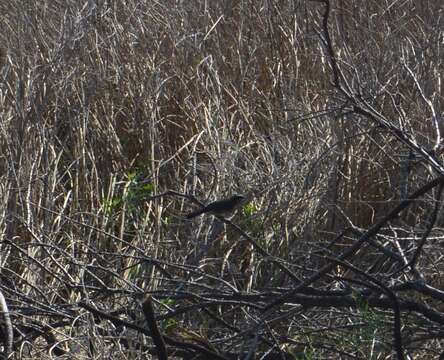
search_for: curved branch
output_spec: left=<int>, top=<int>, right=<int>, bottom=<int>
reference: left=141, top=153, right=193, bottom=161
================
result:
left=264, top=175, right=444, bottom=311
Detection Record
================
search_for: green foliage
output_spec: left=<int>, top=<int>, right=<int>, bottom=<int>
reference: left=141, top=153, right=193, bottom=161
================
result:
left=160, top=298, right=176, bottom=307
left=104, top=171, right=154, bottom=218
left=163, top=318, right=178, bottom=335
left=242, top=201, right=257, bottom=217
left=344, top=298, right=385, bottom=358
left=123, top=172, right=154, bottom=213
left=160, top=299, right=178, bottom=334
left=241, top=201, right=263, bottom=237
left=102, top=196, right=122, bottom=214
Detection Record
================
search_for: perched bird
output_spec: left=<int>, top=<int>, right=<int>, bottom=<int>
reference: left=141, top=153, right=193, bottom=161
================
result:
left=186, top=195, right=245, bottom=219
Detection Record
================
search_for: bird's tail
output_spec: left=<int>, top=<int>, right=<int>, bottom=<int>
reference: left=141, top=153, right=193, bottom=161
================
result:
left=186, top=208, right=206, bottom=219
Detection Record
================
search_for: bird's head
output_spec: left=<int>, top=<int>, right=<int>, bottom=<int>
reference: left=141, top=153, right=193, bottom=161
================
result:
left=231, top=194, right=245, bottom=203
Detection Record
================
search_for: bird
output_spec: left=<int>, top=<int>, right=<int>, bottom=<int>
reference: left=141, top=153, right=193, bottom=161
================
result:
left=186, top=195, right=245, bottom=219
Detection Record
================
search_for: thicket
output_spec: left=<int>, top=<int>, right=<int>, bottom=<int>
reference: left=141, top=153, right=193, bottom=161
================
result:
left=0, top=0, right=443, bottom=359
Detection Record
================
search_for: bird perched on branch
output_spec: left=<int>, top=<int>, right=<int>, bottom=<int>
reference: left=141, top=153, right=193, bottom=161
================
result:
left=186, top=195, right=245, bottom=219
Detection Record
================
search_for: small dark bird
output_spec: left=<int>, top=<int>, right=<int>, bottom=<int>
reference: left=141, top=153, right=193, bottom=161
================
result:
left=186, top=195, right=245, bottom=219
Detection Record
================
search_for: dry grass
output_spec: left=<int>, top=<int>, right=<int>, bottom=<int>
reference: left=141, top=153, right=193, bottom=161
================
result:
left=0, top=0, right=443, bottom=358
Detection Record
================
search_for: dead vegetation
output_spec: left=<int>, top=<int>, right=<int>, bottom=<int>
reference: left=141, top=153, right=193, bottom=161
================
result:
left=0, top=0, right=443, bottom=358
